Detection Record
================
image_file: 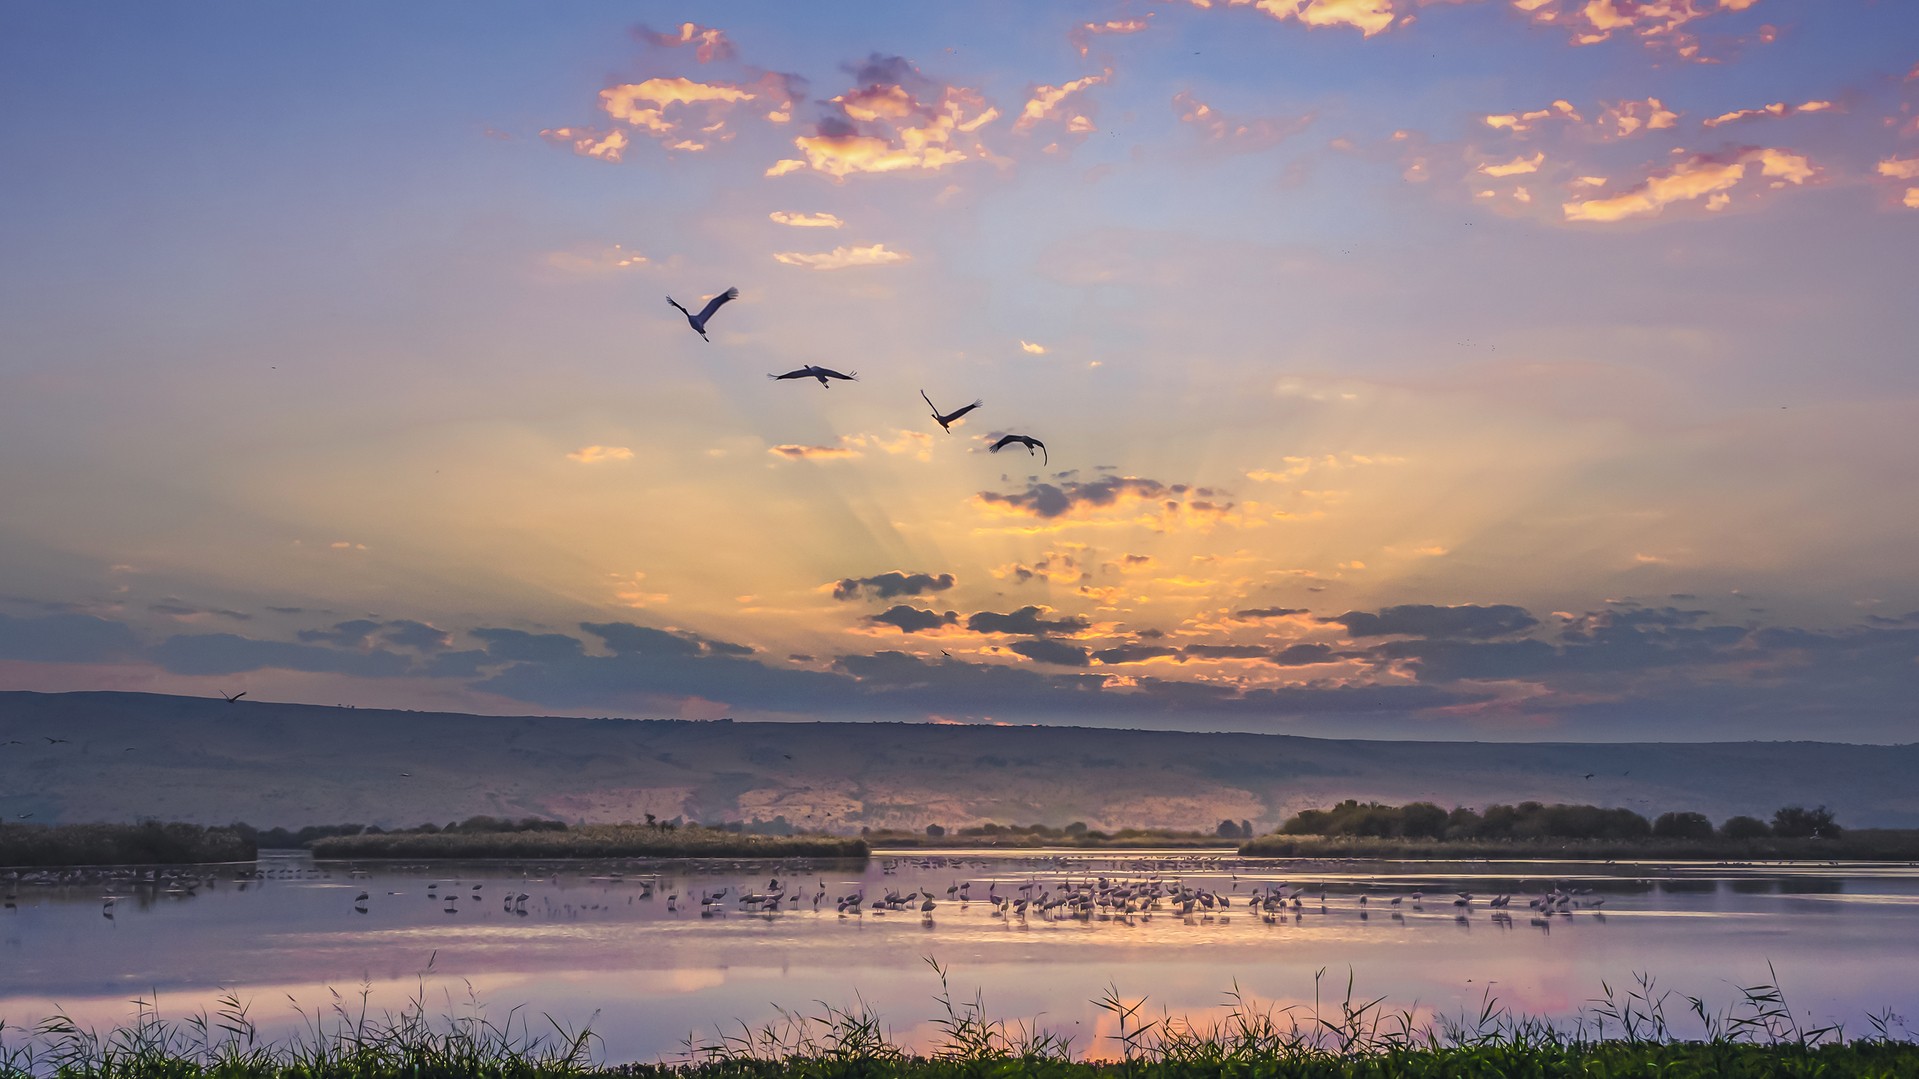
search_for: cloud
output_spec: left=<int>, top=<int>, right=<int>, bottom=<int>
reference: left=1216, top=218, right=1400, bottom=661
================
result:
left=1515, top=0, right=1766, bottom=57
left=998, top=550, right=1085, bottom=585
left=583, top=621, right=752, bottom=658
left=1020, top=340, right=1048, bottom=355
left=1010, top=638, right=1091, bottom=666
left=471, top=627, right=585, bottom=663
left=147, top=601, right=251, bottom=623
left=1703, top=101, right=1835, bottom=128
left=768, top=211, right=844, bottom=228
left=1014, top=72, right=1106, bottom=134
left=1183, top=0, right=1401, bottom=37
left=538, top=127, right=629, bottom=162
left=633, top=21, right=736, bottom=64
left=865, top=605, right=958, bottom=633
left=769, top=443, right=861, bottom=460
left=1563, top=146, right=1816, bottom=223
left=965, top=606, right=1092, bottom=637
left=566, top=445, right=634, bottom=464
left=151, top=634, right=412, bottom=677
left=769, top=430, right=932, bottom=461
left=1326, top=604, right=1539, bottom=639
left=770, top=58, right=998, bottom=179
left=542, top=243, right=648, bottom=274
left=296, top=619, right=382, bottom=648
left=975, top=476, right=1238, bottom=528
left=1173, top=92, right=1313, bottom=151
left=1231, top=606, right=1307, bottom=621
left=1597, top=98, right=1678, bottom=138
left=1484, top=100, right=1582, bottom=134
left=831, top=571, right=957, bottom=601
left=379, top=620, right=452, bottom=652
left=772, top=243, right=909, bottom=269
left=593, top=76, right=759, bottom=151
left=1090, top=644, right=1182, bottom=664
left=0, top=611, right=143, bottom=664
left=1070, top=18, right=1151, bottom=56
left=1878, top=157, right=1919, bottom=181
left=1478, top=152, right=1544, bottom=177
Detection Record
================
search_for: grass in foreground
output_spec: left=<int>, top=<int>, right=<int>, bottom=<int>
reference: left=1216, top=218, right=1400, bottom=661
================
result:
left=3, top=963, right=1915, bottom=1078
left=309, top=823, right=867, bottom=860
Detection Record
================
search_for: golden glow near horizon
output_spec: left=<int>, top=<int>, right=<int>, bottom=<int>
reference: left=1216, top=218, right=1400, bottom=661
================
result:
left=1, top=2, right=1916, bottom=739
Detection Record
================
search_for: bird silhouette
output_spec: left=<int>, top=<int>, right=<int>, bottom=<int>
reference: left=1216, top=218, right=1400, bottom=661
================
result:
left=920, top=390, right=982, bottom=433
left=666, top=286, right=738, bottom=342
left=221, top=690, right=246, bottom=703
left=770, top=365, right=856, bottom=387
left=990, top=433, right=1047, bottom=465
left=43, top=737, right=69, bottom=745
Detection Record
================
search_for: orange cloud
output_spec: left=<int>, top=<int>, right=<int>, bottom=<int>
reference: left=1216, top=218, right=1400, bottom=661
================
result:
left=1703, top=100, right=1835, bottom=127
left=1563, top=146, right=1815, bottom=223
left=1875, top=156, right=1919, bottom=180
left=769, top=430, right=933, bottom=462
left=1483, top=99, right=1581, bottom=134
left=597, top=77, right=756, bottom=147
left=768, top=211, right=845, bottom=228
left=1478, top=151, right=1545, bottom=177
left=1020, top=340, right=1048, bottom=355
left=1905, top=189, right=1919, bottom=210
left=542, top=243, right=648, bottom=274
left=566, top=445, right=634, bottom=464
left=771, top=243, right=910, bottom=270
left=769, top=443, right=859, bottom=461
left=775, top=65, right=998, bottom=179
left=1070, top=18, right=1152, bottom=57
left=1517, top=0, right=1767, bottom=58
left=538, top=127, right=628, bottom=162
left=635, top=22, right=736, bottom=64
left=1598, top=97, right=1678, bottom=138
left=1184, top=0, right=1401, bottom=37
left=1174, top=91, right=1313, bottom=150
left=1015, top=73, right=1106, bottom=133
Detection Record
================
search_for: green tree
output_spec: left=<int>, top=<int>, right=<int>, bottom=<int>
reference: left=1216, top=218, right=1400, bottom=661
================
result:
left=1652, top=811, right=1714, bottom=840
left=1772, top=804, right=1842, bottom=839
left=1720, top=815, right=1771, bottom=840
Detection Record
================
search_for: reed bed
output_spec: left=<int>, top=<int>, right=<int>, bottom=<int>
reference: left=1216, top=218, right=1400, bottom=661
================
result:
left=2, top=963, right=1914, bottom=1078
left=309, top=824, right=867, bottom=861
left=1240, top=830, right=1919, bottom=861
left=0, top=822, right=253, bottom=869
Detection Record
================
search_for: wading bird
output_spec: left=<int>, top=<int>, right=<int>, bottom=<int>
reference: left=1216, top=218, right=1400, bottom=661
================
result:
left=667, top=287, right=738, bottom=341
left=920, top=390, right=981, bottom=433
left=989, top=433, right=1047, bottom=465
left=770, top=365, right=856, bottom=388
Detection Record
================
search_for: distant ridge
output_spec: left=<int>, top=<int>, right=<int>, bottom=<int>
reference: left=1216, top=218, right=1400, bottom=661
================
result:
left=3, top=691, right=1916, bottom=829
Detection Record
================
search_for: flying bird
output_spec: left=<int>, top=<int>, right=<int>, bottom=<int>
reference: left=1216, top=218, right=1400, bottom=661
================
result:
left=770, top=365, right=856, bottom=388
left=920, top=390, right=982, bottom=433
left=221, top=690, right=247, bottom=703
left=989, top=433, right=1047, bottom=465
left=44, top=737, right=69, bottom=745
left=666, top=286, right=739, bottom=341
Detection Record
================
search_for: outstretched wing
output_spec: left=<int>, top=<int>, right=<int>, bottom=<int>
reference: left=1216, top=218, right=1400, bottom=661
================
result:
left=695, top=286, right=740, bottom=323
left=946, top=399, right=983, bottom=422
left=989, top=435, right=1014, bottom=453
left=920, top=389, right=940, bottom=416
left=666, top=296, right=691, bottom=317
left=1035, top=439, right=1047, bottom=466
left=819, top=367, right=856, bottom=381
left=769, top=369, right=807, bottom=380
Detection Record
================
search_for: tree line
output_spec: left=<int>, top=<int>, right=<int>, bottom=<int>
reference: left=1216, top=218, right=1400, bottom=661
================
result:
left=1275, top=800, right=1843, bottom=842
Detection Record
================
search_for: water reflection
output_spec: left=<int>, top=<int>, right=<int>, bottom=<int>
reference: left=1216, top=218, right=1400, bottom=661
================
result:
left=2, top=851, right=1915, bottom=1064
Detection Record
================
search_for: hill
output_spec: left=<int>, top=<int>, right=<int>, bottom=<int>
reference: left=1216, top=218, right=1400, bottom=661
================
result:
left=3, top=691, right=1916, bottom=831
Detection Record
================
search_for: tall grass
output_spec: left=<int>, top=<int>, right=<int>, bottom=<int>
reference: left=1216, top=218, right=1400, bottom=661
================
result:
left=309, top=824, right=867, bottom=860
left=1239, top=830, right=1919, bottom=861
left=0, top=822, right=253, bottom=868
left=1, top=964, right=1912, bottom=1077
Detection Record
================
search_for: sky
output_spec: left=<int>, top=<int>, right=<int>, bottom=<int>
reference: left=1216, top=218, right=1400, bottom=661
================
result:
left=2, top=1, right=1917, bottom=742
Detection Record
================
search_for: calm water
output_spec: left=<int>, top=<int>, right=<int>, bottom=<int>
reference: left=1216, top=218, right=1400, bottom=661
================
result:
left=3, top=850, right=1916, bottom=1063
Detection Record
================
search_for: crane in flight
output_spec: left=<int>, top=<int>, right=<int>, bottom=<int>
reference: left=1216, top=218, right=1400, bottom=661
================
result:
left=666, top=286, right=739, bottom=341
left=221, top=690, right=247, bottom=703
left=920, top=390, right=982, bottom=433
left=770, top=365, right=857, bottom=388
left=990, top=433, right=1047, bottom=465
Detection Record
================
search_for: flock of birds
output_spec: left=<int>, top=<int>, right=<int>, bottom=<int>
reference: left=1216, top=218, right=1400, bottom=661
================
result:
left=667, top=285, right=1049, bottom=464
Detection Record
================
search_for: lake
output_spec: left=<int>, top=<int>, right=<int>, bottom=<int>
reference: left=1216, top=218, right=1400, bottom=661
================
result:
left=3, top=850, right=1915, bottom=1064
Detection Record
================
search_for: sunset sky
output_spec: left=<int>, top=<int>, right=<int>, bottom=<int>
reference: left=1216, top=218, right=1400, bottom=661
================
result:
left=3, top=1, right=1917, bottom=740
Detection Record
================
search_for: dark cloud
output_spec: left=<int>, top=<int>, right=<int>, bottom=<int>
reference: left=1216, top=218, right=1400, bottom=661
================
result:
left=1091, top=644, right=1180, bottom=664
left=1010, top=639, right=1090, bottom=667
left=1233, top=606, right=1305, bottom=620
left=378, top=620, right=451, bottom=652
left=965, top=606, right=1091, bottom=636
left=831, top=571, right=956, bottom=602
left=846, top=53, right=920, bottom=86
left=419, top=649, right=494, bottom=678
left=471, top=628, right=585, bottom=663
left=151, top=634, right=412, bottom=677
left=1327, top=604, right=1539, bottom=639
left=1183, top=643, right=1271, bottom=660
left=297, top=619, right=383, bottom=648
left=0, top=612, right=142, bottom=664
left=1270, top=642, right=1342, bottom=666
left=148, top=601, right=251, bottom=622
left=866, top=606, right=958, bottom=633
left=977, top=476, right=1205, bottom=520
